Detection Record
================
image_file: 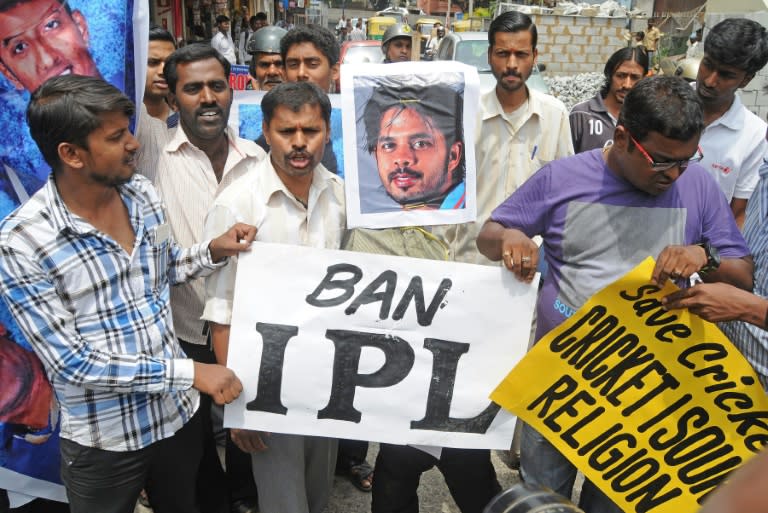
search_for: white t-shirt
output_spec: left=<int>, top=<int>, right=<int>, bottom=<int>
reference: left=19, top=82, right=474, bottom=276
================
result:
left=699, top=94, right=768, bottom=202
left=212, top=31, right=237, bottom=65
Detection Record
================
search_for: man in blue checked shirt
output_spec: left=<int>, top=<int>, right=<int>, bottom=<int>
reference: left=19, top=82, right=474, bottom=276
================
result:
left=0, top=75, right=256, bottom=513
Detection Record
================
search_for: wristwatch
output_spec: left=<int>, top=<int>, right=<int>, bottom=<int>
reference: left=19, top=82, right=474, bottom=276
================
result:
left=697, top=241, right=721, bottom=274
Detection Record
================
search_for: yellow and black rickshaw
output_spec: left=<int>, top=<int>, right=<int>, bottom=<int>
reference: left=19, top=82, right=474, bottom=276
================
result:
left=367, top=16, right=397, bottom=40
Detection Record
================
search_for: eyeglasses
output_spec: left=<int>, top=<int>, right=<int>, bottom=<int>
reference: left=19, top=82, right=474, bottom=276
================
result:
left=629, top=134, right=704, bottom=173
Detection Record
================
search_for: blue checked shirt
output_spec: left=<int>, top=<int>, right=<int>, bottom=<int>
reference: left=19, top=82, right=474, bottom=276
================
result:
left=0, top=174, right=221, bottom=450
left=722, top=159, right=768, bottom=390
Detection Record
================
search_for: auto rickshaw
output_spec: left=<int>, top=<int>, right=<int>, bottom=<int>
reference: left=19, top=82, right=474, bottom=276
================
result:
left=414, top=17, right=441, bottom=55
left=452, top=18, right=484, bottom=32
left=367, top=16, right=397, bottom=40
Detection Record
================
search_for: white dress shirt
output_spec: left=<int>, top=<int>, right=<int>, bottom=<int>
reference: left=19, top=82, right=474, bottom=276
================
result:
left=203, top=157, right=346, bottom=325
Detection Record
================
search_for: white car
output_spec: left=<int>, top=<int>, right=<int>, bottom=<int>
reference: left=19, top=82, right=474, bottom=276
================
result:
left=435, top=31, right=548, bottom=93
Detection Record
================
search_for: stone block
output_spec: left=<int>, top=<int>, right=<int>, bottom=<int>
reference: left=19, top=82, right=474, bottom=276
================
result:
left=563, top=62, right=580, bottom=73
left=538, top=15, right=557, bottom=25
left=566, top=25, right=584, bottom=36
left=555, top=35, right=572, bottom=44
left=587, top=53, right=604, bottom=64
left=575, top=16, right=592, bottom=26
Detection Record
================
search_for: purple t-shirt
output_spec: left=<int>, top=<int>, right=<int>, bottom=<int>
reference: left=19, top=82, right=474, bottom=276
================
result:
left=491, top=149, right=750, bottom=342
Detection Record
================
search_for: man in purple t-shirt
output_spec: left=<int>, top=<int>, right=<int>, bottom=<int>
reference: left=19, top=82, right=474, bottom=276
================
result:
left=477, top=76, right=753, bottom=512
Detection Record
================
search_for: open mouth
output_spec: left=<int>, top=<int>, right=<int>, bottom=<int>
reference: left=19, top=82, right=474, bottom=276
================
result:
left=388, top=169, right=422, bottom=189
left=287, top=153, right=312, bottom=169
left=198, top=109, right=222, bottom=121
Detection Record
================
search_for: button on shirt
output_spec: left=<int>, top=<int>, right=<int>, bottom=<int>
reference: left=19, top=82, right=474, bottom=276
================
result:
left=154, top=127, right=266, bottom=345
left=699, top=94, right=768, bottom=202
left=440, top=87, right=573, bottom=265
left=721, top=159, right=768, bottom=389
left=203, top=157, right=346, bottom=325
left=0, top=175, right=222, bottom=450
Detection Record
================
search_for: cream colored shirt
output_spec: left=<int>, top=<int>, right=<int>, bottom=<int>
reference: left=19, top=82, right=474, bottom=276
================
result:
left=154, top=126, right=266, bottom=344
left=202, top=157, right=346, bottom=325
left=643, top=26, right=661, bottom=52
left=136, top=103, right=173, bottom=184
left=440, top=87, right=573, bottom=265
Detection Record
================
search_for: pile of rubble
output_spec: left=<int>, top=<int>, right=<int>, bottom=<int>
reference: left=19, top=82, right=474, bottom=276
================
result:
left=544, top=72, right=604, bottom=111
left=498, top=0, right=646, bottom=18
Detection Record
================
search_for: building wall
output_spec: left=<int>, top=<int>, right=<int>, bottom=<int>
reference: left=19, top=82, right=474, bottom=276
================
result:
left=532, top=14, right=628, bottom=74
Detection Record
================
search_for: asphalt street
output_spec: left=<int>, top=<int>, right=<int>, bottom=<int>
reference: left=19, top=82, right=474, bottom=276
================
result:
left=326, top=444, right=521, bottom=513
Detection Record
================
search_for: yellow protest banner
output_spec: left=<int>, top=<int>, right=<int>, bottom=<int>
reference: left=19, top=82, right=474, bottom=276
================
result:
left=491, top=257, right=768, bottom=513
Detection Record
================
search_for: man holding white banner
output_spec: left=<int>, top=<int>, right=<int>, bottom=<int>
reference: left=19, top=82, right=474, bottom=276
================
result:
left=203, top=81, right=345, bottom=513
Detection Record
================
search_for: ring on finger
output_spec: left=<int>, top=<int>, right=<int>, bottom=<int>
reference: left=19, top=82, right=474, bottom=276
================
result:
left=521, top=256, right=532, bottom=263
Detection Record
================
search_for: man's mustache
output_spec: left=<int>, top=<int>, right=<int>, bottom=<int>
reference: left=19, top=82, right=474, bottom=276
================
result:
left=387, top=167, right=423, bottom=182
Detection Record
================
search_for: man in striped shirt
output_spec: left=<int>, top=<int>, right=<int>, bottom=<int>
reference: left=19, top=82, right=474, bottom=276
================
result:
left=0, top=75, right=254, bottom=513
left=664, top=126, right=768, bottom=389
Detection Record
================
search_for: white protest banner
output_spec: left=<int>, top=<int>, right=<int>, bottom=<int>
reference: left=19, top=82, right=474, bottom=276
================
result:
left=224, top=242, right=538, bottom=449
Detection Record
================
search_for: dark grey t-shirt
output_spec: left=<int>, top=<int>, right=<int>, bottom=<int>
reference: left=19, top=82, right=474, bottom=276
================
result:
left=569, top=93, right=616, bottom=154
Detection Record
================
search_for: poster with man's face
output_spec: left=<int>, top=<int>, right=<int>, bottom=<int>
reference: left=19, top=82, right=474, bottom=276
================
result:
left=0, top=0, right=143, bottom=506
left=340, top=61, right=479, bottom=229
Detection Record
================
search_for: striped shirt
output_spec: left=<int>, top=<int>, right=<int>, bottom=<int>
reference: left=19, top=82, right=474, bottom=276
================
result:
left=722, top=159, right=768, bottom=389
left=154, top=126, right=265, bottom=345
left=0, top=174, right=221, bottom=450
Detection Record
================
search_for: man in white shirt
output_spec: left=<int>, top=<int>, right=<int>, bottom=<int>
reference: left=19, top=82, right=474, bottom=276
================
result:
left=203, top=81, right=344, bottom=513
left=211, top=15, right=237, bottom=65
left=695, top=18, right=768, bottom=227
left=154, top=44, right=266, bottom=513
left=425, top=22, right=445, bottom=58
left=349, top=19, right=366, bottom=41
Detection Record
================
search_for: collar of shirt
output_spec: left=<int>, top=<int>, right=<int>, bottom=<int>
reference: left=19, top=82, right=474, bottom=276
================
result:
left=259, top=154, right=341, bottom=208
left=589, top=92, right=610, bottom=115
left=165, top=125, right=266, bottom=181
left=707, top=93, right=745, bottom=131
left=480, top=86, right=546, bottom=130
left=46, top=173, right=148, bottom=239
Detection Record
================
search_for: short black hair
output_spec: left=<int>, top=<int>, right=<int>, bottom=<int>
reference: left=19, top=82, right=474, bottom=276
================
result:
left=164, top=44, right=231, bottom=94
left=704, top=18, right=768, bottom=76
left=618, top=76, right=703, bottom=143
left=254, top=12, right=267, bottom=21
left=216, top=14, right=230, bottom=25
left=149, top=25, right=177, bottom=47
left=488, top=10, right=537, bottom=50
left=362, top=82, right=465, bottom=180
left=27, top=75, right=135, bottom=172
left=280, top=25, right=340, bottom=66
left=261, top=81, right=331, bottom=129
left=600, top=47, right=649, bottom=97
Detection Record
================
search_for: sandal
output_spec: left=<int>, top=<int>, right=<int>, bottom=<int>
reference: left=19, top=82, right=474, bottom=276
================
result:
left=347, top=461, right=374, bottom=492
